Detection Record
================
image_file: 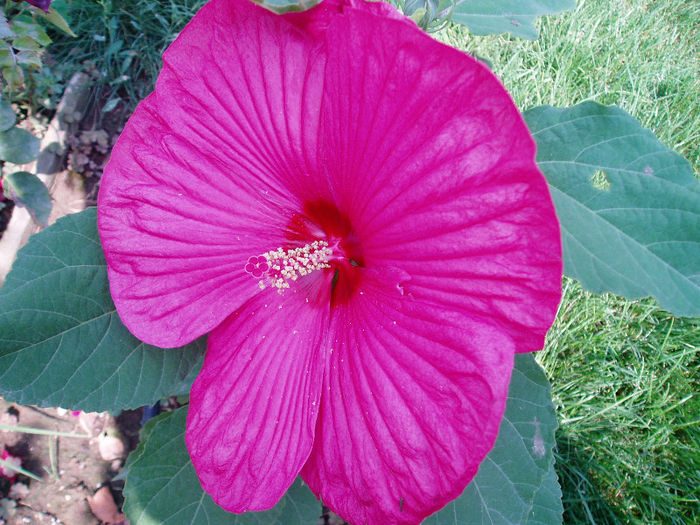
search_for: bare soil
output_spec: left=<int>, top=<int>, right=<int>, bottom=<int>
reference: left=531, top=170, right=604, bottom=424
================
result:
left=0, top=398, right=141, bottom=525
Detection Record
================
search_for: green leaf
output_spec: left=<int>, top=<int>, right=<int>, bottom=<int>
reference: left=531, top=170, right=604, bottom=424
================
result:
left=0, top=98, right=16, bottom=131
left=0, top=65, right=24, bottom=89
left=34, top=25, right=52, bottom=47
left=451, top=0, right=576, bottom=39
left=525, top=102, right=700, bottom=317
left=400, top=0, right=452, bottom=31
left=0, top=47, right=15, bottom=69
left=424, top=354, right=561, bottom=524
left=1, top=66, right=24, bottom=89
left=0, top=208, right=205, bottom=412
left=11, top=36, right=41, bottom=51
left=48, top=0, right=73, bottom=26
left=251, top=0, right=320, bottom=15
left=14, top=49, right=41, bottom=68
left=123, top=407, right=322, bottom=525
left=3, top=171, right=51, bottom=226
left=0, top=10, right=15, bottom=40
left=7, top=19, right=43, bottom=41
left=101, top=97, right=120, bottom=113
left=527, top=462, right=563, bottom=525
left=0, top=126, right=39, bottom=164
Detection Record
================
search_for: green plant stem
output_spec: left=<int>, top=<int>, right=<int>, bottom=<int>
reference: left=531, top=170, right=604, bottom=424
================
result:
left=0, top=423, right=89, bottom=438
left=0, top=456, right=42, bottom=482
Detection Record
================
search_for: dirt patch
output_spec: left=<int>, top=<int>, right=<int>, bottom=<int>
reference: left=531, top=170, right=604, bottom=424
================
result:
left=0, top=399, right=141, bottom=524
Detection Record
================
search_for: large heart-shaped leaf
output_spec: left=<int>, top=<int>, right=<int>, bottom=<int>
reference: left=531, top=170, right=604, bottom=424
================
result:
left=123, top=407, right=322, bottom=525
left=3, top=171, right=52, bottom=226
left=451, top=0, right=576, bottom=40
left=525, top=102, right=700, bottom=317
left=424, top=353, right=561, bottom=524
left=0, top=208, right=205, bottom=412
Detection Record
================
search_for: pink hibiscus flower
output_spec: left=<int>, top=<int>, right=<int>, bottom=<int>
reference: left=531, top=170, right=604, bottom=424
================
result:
left=98, top=0, right=562, bottom=522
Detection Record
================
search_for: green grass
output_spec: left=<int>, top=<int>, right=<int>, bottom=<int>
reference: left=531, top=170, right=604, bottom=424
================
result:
left=438, top=1, right=699, bottom=522
left=46, top=0, right=699, bottom=522
left=48, top=0, right=206, bottom=122
left=542, top=281, right=699, bottom=523
left=437, top=0, right=699, bottom=174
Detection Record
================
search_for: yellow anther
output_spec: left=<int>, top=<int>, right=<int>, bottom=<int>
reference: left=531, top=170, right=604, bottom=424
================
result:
left=253, top=240, right=332, bottom=293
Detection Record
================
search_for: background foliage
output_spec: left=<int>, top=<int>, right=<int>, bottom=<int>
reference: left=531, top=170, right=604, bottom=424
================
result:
left=48, top=0, right=207, bottom=122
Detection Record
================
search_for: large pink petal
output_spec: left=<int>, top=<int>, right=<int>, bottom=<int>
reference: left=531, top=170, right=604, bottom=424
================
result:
left=319, top=5, right=562, bottom=352
left=154, top=0, right=330, bottom=201
left=98, top=0, right=329, bottom=347
left=186, top=285, right=330, bottom=511
left=301, top=270, right=514, bottom=523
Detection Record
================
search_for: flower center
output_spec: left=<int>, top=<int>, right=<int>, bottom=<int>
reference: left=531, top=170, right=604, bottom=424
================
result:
left=246, top=241, right=333, bottom=293
left=245, top=199, right=364, bottom=306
